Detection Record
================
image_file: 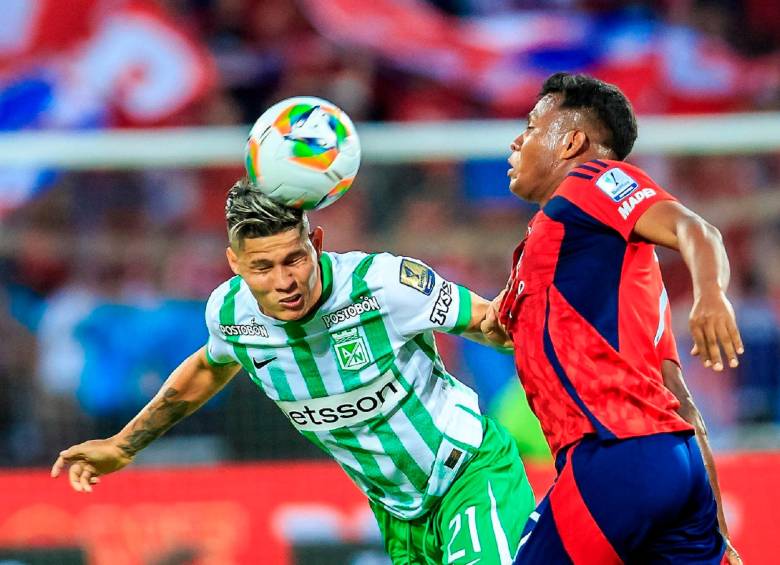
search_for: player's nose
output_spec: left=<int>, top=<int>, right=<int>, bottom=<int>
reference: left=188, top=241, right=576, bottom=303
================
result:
left=509, top=134, right=523, bottom=154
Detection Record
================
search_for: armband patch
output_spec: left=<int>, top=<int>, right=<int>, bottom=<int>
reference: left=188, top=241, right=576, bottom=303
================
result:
left=399, top=259, right=435, bottom=295
left=596, top=168, right=639, bottom=201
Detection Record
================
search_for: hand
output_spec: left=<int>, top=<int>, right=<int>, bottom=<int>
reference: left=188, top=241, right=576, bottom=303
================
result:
left=50, top=438, right=134, bottom=492
left=481, top=290, right=512, bottom=348
left=724, top=538, right=742, bottom=565
left=689, top=288, right=743, bottom=372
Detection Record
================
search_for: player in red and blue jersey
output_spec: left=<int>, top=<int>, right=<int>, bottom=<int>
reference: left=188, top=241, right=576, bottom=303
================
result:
left=482, top=73, right=743, bottom=564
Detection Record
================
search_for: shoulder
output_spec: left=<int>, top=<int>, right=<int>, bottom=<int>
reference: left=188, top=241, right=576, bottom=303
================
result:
left=327, top=250, right=371, bottom=275
left=560, top=159, right=664, bottom=200
left=339, top=252, right=439, bottom=297
left=205, top=276, right=242, bottom=323
left=550, top=159, right=674, bottom=237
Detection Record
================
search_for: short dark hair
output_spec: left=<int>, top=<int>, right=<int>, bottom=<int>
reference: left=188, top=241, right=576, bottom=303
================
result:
left=539, top=72, right=637, bottom=160
left=225, top=178, right=308, bottom=248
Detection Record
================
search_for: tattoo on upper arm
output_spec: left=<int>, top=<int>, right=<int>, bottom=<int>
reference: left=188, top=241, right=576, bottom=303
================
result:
left=117, top=387, right=191, bottom=457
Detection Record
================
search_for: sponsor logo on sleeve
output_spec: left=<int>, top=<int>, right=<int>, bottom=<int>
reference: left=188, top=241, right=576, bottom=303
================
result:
left=276, top=371, right=404, bottom=431
left=430, top=282, right=453, bottom=325
left=219, top=318, right=269, bottom=338
left=596, top=168, right=639, bottom=201
left=399, top=258, right=435, bottom=295
left=617, top=188, right=657, bottom=220
left=321, top=296, right=381, bottom=329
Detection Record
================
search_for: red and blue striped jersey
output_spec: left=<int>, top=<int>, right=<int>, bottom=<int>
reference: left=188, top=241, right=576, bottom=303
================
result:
left=499, top=159, right=692, bottom=455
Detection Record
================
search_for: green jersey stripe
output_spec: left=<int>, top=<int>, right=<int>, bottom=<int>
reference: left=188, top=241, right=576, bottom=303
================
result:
left=268, top=365, right=295, bottom=402
left=281, top=314, right=413, bottom=503
left=449, top=285, right=472, bottom=334
left=330, top=427, right=415, bottom=503
left=412, top=334, right=437, bottom=363
left=283, top=323, right=328, bottom=398
left=218, top=276, right=266, bottom=391
left=351, top=255, right=441, bottom=465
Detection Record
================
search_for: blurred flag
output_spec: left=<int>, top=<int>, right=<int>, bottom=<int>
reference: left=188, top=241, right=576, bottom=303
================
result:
left=0, top=0, right=215, bottom=215
left=301, top=0, right=779, bottom=115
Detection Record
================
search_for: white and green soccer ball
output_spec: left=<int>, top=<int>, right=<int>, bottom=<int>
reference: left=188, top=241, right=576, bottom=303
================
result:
left=244, top=96, right=361, bottom=210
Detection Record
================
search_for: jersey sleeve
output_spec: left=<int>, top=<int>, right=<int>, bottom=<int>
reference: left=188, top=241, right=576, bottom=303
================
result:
left=371, top=253, right=474, bottom=339
left=560, top=162, right=677, bottom=240
left=656, top=302, right=681, bottom=366
left=204, top=287, right=240, bottom=367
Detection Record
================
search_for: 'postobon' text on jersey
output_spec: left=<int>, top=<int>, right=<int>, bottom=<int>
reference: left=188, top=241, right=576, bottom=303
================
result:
left=205, top=251, right=482, bottom=519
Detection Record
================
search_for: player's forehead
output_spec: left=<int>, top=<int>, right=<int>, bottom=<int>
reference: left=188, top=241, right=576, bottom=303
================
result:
left=239, top=228, right=307, bottom=261
left=528, top=93, right=562, bottom=123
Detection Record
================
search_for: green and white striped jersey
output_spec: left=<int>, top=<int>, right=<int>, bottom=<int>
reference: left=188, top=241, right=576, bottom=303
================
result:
left=205, top=251, right=484, bottom=519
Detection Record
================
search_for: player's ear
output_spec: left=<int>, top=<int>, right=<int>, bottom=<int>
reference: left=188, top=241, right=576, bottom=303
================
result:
left=310, top=226, right=324, bottom=255
left=560, top=130, right=588, bottom=160
left=226, top=246, right=240, bottom=275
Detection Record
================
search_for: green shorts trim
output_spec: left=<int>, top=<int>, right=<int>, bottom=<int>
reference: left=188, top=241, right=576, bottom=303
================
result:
left=371, top=416, right=535, bottom=564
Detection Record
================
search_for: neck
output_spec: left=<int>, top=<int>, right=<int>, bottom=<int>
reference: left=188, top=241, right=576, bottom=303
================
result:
left=538, top=148, right=614, bottom=207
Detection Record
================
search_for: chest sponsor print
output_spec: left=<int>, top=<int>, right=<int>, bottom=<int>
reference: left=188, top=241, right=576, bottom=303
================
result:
left=321, top=296, right=380, bottom=329
left=219, top=318, right=269, bottom=338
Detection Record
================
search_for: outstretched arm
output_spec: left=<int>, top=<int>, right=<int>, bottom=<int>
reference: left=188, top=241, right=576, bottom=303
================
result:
left=460, top=291, right=512, bottom=351
left=662, top=360, right=741, bottom=564
left=51, top=346, right=241, bottom=492
left=634, top=201, right=743, bottom=371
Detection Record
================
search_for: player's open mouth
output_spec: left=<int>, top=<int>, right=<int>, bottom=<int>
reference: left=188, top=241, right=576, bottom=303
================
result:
left=279, top=294, right=304, bottom=309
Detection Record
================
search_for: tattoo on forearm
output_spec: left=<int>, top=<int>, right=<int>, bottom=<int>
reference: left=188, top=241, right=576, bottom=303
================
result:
left=118, top=388, right=191, bottom=457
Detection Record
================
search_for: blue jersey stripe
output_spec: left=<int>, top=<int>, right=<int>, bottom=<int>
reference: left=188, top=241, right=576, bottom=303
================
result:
left=543, top=293, right=616, bottom=440
left=590, top=159, right=609, bottom=168
left=576, top=164, right=601, bottom=173
left=567, top=171, right=593, bottom=180
left=544, top=196, right=626, bottom=351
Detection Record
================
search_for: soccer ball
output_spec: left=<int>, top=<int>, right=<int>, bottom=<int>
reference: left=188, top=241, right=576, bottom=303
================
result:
left=244, top=96, right=361, bottom=210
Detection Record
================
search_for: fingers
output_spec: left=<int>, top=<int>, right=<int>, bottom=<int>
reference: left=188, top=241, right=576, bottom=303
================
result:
left=716, top=320, right=739, bottom=369
left=703, top=323, right=723, bottom=371
left=79, top=465, right=95, bottom=493
left=727, top=318, right=744, bottom=356
left=690, top=325, right=707, bottom=363
left=690, top=312, right=744, bottom=372
left=51, top=454, right=66, bottom=478
left=481, top=302, right=505, bottom=340
left=67, top=462, right=99, bottom=493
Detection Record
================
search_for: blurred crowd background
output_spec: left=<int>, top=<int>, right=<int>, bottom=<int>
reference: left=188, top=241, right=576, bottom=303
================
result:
left=1, top=0, right=780, bottom=469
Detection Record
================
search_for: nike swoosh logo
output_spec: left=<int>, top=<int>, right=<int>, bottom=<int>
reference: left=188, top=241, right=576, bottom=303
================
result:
left=464, top=559, right=481, bottom=565
left=252, top=356, right=277, bottom=370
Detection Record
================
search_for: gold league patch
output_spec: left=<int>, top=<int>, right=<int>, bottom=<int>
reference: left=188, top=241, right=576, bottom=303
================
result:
left=399, top=259, right=435, bottom=295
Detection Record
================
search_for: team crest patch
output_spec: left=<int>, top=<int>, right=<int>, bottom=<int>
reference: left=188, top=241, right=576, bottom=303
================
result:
left=333, top=328, right=371, bottom=371
left=596, top=168, right=639, bottom=202
left=399, top=259, right=435, bottom=295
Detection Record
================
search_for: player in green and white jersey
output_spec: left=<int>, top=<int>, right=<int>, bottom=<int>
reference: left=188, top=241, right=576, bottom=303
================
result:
left=51, top=179, right=535, bottom=564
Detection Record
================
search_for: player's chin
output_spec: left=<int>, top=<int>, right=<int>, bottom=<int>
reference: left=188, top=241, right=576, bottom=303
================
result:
left=508, top=176, right=528, bottom=200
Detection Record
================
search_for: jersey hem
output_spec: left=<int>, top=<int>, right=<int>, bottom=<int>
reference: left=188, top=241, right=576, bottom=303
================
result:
left=448, top=285, right=472, bottom=335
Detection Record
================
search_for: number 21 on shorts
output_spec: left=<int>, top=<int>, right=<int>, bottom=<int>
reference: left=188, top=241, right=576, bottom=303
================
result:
left=447, top=506, right=481, bottom=563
